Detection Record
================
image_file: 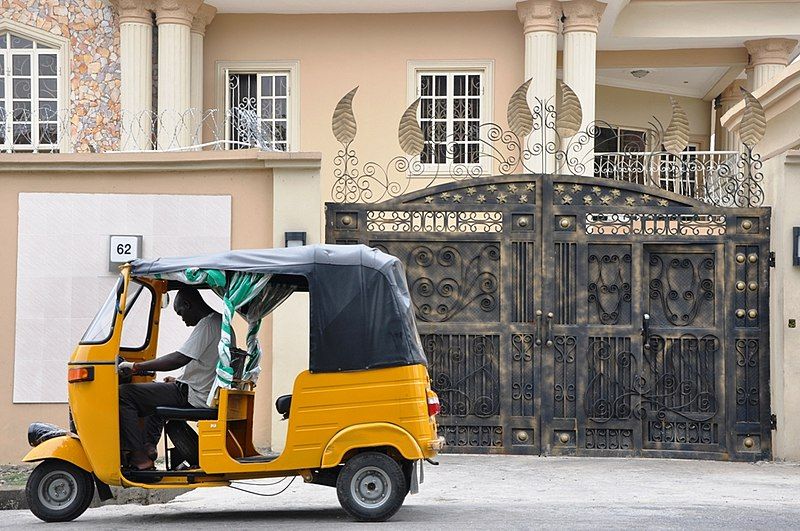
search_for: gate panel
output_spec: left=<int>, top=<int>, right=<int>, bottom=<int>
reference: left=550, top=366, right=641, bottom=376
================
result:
left=325, top=173, right=772, bottom=461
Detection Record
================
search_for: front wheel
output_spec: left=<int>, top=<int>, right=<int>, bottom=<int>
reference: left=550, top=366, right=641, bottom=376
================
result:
left=25, top=460, right=94, bottom=522
left=336, top=451, right=407, bottom=522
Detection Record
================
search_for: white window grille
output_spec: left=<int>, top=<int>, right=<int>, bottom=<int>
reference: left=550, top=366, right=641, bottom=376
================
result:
left=227, top=71, right=290, bottom=151
left=417, top=71, right=484, bottom=168
left=0, top=32, right=60, bottom=152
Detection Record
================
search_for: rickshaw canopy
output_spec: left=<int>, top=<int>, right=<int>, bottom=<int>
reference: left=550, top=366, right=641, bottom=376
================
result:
left=130, top=245, right=426, bottom=405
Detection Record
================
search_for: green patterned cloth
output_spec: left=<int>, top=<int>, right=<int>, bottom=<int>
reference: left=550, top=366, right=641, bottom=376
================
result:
left=156, top=268, right=277, bottom=406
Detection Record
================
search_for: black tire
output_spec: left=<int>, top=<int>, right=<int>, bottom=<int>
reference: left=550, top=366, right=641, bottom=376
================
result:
left=336, top=451, right=407, bottom=522
left=25, top=460, right=94, bottom=522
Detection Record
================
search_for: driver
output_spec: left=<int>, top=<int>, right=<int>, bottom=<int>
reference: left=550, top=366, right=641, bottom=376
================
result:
left=117, top=287, right=224, bottom=471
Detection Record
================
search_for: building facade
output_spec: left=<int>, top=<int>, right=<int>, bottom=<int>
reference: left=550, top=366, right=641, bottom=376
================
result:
left=1, top=0, right=800, bottom=463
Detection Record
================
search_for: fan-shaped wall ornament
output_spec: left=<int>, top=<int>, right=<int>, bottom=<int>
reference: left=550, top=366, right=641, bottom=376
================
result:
left=556, top=81, right=582, bottom=139
left=739, top=88, right=766, bottom=149
left=398, top=98, right=424, bottom=156
left=663, top=97, right=690, bottom=155
left=332, top=86, right=358, bottom=145
left=507, top=78, right=534, bottom=138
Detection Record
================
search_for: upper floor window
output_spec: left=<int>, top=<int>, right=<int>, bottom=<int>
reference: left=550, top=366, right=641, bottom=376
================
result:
left=228, top=71, right=291, bottom=151
left=410, top=61, right=494, bottom=174
left=0, top=32, right=60, bottom=152
left=419, top=72, right=483, bottom=165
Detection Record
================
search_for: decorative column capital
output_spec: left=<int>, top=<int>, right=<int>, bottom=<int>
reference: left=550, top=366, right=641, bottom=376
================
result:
left=191, top=3, right=217, bottom=35
left=155, top=0, right=204, bottom=26
left=744, top=38, right=798, bottom=67
left=111, top=0, right=154, bottom=25
left=561, top=0, right=607, bottom=34
left=719, top=81, right=744, bottom=107
left=516, top=0, right=562, bottom=34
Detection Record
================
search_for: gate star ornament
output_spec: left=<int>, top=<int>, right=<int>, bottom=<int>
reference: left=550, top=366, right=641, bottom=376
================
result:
left=583, top=195, right=593, bottom=205
left=497, top=193, right=508, bottom=203
left=554, top=184, right=565, bottom=194
left=466, top=187, right=477, bottom=196
left=519, top=195, right=529, bottom=203
left=525, top=183, right=535, bottom=192
left=453, top=193, right=463, bottom=203
left=572, top=184, right=582, bottom=193
left=562, top=194, right=573, bottom=204
left=641, top=194, right=652, bottom=203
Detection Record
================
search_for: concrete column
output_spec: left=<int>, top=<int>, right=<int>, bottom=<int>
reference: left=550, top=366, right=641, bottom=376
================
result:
left=516, top=1, right=561, bottom=174
left=270, top=167, right=322, bottom=452
left=716, top=81, right=743, bottom=151
left=113, top=0, right=154, bottom=151
left=745, top=38, right=798, bottom=90
left=155, top=0, right=202, bottom=149
left=745, top=63, right=755, bottom=93
left=190, top=4, right=216, bottom=146
left=561, top=0, right=607, bottom=176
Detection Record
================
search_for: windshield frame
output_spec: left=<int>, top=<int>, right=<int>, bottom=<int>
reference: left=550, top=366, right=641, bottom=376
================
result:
left=120, top=279, right=156, bottom=353
left=79, top=276, right=124, bottom=346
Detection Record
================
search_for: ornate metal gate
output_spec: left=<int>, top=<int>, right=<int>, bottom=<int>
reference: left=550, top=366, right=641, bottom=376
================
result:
left=325, top=173, right=771, bottom=461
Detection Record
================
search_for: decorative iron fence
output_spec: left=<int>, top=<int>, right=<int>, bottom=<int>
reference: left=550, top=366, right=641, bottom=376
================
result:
left=329, top=82, right=768, bottom=208
left=594, top=150, right=741, bottom=204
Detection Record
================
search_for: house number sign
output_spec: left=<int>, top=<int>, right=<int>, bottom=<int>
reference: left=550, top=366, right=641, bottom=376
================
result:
left=109, top=235, right=143, bottom=272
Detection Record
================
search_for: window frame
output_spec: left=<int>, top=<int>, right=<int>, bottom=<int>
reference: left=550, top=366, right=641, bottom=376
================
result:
left=216, top=60, right=300, bottom=152
left=407, top=60, right=495, bottom=177
left=0, top=20, right=70, bottom=153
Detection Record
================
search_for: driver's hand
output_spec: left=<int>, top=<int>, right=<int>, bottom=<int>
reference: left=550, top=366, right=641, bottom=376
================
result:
left=163, top=376, right=176, bottom=383
left=118, top=361, right=135, bottom=376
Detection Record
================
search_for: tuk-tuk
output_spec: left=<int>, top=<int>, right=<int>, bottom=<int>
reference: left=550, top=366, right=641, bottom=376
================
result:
left=22, top=244, right=443, bottom=522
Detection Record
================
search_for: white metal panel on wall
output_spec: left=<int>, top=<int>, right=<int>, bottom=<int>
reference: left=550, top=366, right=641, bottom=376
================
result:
left=14, top=193, right=231, bottom=403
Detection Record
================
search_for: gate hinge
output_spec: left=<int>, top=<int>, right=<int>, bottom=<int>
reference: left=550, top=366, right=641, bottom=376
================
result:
left=770, top=413, right=777, bottom=430
left=769, top=251, right=776, bottom=268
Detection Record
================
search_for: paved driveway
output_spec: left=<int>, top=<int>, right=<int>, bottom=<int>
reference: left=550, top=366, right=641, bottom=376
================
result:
left=6, top=455, right=800, bottom=529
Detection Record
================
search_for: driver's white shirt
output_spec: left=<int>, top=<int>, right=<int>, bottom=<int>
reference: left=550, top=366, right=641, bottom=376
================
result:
left=177, top=312, right=223, bottom=408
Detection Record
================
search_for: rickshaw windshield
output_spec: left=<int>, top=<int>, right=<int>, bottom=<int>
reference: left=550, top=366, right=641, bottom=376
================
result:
left=80, top=277, right=146, bottom=345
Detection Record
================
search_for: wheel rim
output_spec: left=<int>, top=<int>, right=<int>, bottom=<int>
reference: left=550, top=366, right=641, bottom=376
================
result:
left=350, top=466, right=392, bottom=510
left=37, top=470, right=79, bottom=511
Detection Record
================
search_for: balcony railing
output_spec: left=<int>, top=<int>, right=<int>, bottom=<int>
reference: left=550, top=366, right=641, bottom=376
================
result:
left=594, top=151, right=741, bottom=205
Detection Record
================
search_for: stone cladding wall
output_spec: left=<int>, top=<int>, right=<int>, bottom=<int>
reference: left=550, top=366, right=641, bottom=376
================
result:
left=3, top=0, right=121, bottom=151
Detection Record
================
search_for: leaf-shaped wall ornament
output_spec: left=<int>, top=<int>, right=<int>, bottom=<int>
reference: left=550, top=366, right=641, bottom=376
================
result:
left=331, top=86, right=358, bottom=145
left=507, top=78, right=533, bottom=138
left=739, top=88, right=766, bottom=149
left=398, top=98, right=424, bottom=156
left=663, top=97, right=690, bottom=155
left=556, top=81, right=582, bottom=138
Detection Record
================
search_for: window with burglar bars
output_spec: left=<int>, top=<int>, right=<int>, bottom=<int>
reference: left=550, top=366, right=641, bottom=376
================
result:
left=228, top=72, right=290, bottom=151
left=418, top=71, right=483, bottom=167
left=0, top=32, right=60, bottom=152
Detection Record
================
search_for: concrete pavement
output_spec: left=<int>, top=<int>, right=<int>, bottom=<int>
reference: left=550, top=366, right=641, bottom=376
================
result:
left=5, top=454, right=800, bottom=529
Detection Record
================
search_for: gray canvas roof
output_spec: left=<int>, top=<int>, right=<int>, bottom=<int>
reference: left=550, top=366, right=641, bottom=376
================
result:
left=130, top=244, right=397, bottom=277
left=130, top=244, right=427, bottom=373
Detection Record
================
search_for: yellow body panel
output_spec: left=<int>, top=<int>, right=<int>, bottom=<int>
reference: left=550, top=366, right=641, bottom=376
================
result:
left=199, top=364, right=439, bottom=476
left=22, top=435, right=92, bottom=473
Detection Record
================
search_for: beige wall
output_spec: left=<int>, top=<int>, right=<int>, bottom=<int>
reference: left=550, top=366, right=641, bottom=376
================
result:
left=203, top=13, right=714, bottom=204
left=596, top=84, right=712, bottom=148
left=203, top=12, right=524, bottom=202
left=0, top=150, right=328, bottom=463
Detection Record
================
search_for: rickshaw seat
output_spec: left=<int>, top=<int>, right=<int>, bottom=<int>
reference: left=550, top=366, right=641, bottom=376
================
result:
left=155, top=407, right=218, bottom=421
left=275, top=394, right=292, bottom=419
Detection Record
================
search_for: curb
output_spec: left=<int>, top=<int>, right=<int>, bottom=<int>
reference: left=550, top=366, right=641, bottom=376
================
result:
left=0, top=485, right=189, bottom=511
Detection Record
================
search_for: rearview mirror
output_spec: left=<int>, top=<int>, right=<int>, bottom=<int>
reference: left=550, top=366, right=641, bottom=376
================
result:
left=161, top=292, right=171, bottom=309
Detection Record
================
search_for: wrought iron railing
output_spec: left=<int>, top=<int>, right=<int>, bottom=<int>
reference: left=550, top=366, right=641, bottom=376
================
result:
left=594, top=151, right=740, bottom=204
left=328, top=82, right=768, bottom=208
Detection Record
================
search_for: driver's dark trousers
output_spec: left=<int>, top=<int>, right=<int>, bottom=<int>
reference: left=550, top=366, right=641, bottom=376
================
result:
left=118, top=381, right=192, bottom=454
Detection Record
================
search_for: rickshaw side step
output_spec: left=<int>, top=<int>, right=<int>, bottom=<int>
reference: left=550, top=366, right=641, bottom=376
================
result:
left=122, top=469, right=215, bottom=482
left=236, top=453, right=280, bottom=463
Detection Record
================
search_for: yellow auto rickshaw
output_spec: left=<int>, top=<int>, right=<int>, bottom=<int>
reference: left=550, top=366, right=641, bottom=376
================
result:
left=22, top=244, right=443, bottom=522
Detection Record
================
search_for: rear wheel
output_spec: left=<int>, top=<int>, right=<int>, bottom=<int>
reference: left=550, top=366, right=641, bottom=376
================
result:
left=25, top=460, right=94, bottom=522
left=336, top=451, right=407, bottom=522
